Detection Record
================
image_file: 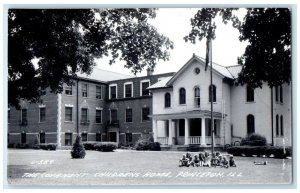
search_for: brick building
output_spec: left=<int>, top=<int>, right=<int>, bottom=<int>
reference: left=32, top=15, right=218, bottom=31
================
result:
left=7, top=68, right=174, bottom=148
left=7, top=54, right=292, bottom=148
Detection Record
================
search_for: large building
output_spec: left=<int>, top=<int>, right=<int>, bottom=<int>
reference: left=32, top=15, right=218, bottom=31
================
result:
left=7, top=54, right=292, bottom=148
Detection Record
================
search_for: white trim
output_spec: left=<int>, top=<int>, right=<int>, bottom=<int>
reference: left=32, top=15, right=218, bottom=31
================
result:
left=57, top=94, right=62, bottom=147
left=96, top=107, right=103, bottom=110
left=38, top=104, right=46, bottom=108
left=65, top=104, right=74, bottom=107
left=124, top=81, right=133, bottom=98
left=82, top=83, right=89, bottom=98
left=109, top=84, right=118, bottom=99
left=140, top=79, right=150, bottom=96
left=96, top=85, right=103, bottom=100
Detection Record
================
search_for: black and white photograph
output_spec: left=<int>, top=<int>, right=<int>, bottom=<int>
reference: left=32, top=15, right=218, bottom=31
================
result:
left=1, top=0, right=297, bottom=189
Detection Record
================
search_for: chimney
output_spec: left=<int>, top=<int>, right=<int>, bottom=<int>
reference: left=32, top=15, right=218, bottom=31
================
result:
left=147, top=68, right=153, bottom=76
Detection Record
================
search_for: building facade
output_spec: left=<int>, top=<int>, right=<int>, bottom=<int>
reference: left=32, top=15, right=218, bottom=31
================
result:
left=7, top=55, right=292, bottom=148
left=148, top=55, right=291, bottom=147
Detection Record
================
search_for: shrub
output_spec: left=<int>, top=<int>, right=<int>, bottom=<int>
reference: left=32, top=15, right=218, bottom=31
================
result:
left=135, top=136, right=161, bottom=151
left=33, top=135, right=40, bottom=149
left=71, top=136, right=86, bottom=159
left=227, top=146, right=292, bottom=158
left=241, top=133, right=267, bottom=146
left=8, top=143, right=15, bottom=148
left=15, top=143, right=29, bottom=149
left=39, top=143, right=57, bottom=151
left=83, top=142, right=98, bottom=150
left=96, top=142, right=117, bottom=152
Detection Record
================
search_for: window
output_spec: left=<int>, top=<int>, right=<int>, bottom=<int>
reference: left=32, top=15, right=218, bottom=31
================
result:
left=109, top=85, right=117, bottom=99
left=82, top=84, right=88, bottom=97
left=81, top=108, right=88, bottom=123
left=65, top=133, right=72, bottom=146
left=275, top=86, right=279, bottom=102
left=124, top=83, right=133, bottom=98
left=280, top=85, right=283, bottom=103
left=96, top=86, right=102, bottom=99
left=39, top=107, right=46, bottom=122
left=81, top=133, right=88, bottom=142
left=21, top=132, right=26, bottom=144
left=126, top=133, right=133, bottom=143
left=246, top=86, right=254, bottom=102
left=65, top=85, right=72, bottom=95
left=142, top=107, right=150, bottom=121
left=280, top=115, right=284, bottom=136
left=165, top=93, right=171, bottom=108
left=125, top=108, right=133, bottom=122
left=65, top=107, right=73, bottom=121
left=209, top=85, right=216, bottom=102
left=247, top=114, right=255, bottom=135
left=194, top=87, right=200, bottom=107
left=96, top=133, right=102, bottom=142
left=141, top=80, right=150, bottom=96
left=40, top=132, right=45, bottom=143
left=179, top=88, right=186, bottom=104
left=110, top=109, right=118, bottom=123
left=8, top=109, right=10, bottom=124
left=96, top=109, right=102, bottom=124
left=276, top=114, right=279, bottom=136
left=21, top=109, right=27, bottom=125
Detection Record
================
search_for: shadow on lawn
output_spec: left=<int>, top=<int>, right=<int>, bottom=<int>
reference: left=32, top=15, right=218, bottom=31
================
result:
left=8, top=165, right=46, bottom=179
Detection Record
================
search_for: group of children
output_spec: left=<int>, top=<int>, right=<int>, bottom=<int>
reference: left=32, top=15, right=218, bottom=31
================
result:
left=179, top=151, right=236, bottom=168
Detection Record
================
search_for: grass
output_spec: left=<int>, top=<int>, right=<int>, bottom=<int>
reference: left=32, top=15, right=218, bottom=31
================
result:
left=6, top=149, right=292, bottom=186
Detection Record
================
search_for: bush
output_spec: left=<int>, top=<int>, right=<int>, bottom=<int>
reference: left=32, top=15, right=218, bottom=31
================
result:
left=83, top=142, right=98, bottom=150
left=227, top=146, right=292, bottom=158
left=94, top=142, right=117, bottom=152
left=71, top=136, right=86, bottom=159
left=39, top=143, right=57, bottom=151
left=15, top=143, right=29, bottom=149
left=8, top=143, right=15, bottom=148
left=241, top=133, right=267, bottom=146
left=135, top=136, right=161, bottom=151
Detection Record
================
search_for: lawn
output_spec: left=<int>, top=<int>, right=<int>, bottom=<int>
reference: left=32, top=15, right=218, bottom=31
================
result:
left=6, top=149, right=292, bottom=186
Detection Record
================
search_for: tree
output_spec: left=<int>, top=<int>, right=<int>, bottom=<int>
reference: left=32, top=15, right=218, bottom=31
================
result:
left=8, top=9, right=173, bottom=108
left=184, top=8, right=291, bottom=88
left=71, top=135, right=86, bottom=159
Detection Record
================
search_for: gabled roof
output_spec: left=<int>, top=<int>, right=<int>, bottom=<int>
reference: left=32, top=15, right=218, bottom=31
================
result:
left=167, top=55, right=240, bottom=85
left=77, top=68, right=134, bottom=82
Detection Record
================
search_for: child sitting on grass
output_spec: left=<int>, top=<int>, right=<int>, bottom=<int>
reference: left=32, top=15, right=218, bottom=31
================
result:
left=193, top=154, right=201, bottom=167
left=179, top=154, right=189, bottom=167
left=210, top=152, right=218, bottom=167
left=221, top=156, right=229, bottom=168
left=203, top=151, right=211, bottom=167
left=229, top=155, right=237, bottom=167
left=186, top=152, right=194, bottom=167
left=199, top=152, right=205, bottom=166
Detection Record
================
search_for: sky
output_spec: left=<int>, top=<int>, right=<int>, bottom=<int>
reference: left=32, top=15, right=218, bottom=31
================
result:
left=95, top=8, right=249, bottom=76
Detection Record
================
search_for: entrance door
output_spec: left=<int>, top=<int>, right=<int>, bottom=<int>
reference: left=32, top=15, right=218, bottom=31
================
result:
left=109, top=132, right=117, bottom=142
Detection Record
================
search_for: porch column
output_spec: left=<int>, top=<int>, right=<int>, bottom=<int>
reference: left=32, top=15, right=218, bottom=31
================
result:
left=184, top=118, right=190, bottom=145
left=152, top=119, right=158, bottom=142
left=201, top=118, right=206, bottom=146
left=168, top=119, right=173, bottom=145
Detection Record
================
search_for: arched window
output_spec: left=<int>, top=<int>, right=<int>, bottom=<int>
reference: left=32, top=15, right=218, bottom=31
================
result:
left=247, top=114, right=255, bottom=135
left=165, top=93, right=171, bottom=108
left=179, top=88, right=186, bottom=104
left=246, top=86, right=254, bottom=102
left=194, top=87, right=200, bottom=108
left=280, top=115, right=284, bottom=136
left=276, top=114, right=279, bottom=136
left=209, top=85, right=216, bottom=102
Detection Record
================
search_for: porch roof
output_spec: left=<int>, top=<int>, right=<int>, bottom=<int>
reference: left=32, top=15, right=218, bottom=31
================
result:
left=149, top=110, right=225, bottom=120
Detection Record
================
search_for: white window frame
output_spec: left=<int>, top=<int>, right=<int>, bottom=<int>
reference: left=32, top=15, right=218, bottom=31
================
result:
left=39, top=105, right=46, bottom=123
left=64, top=105, right=73, bottom=122
left=82, top=83, right=88, bottom=97
left=109, top=84, right=118, bottom=99
left=140, top=79, right=150, bottom=96
left=124, top=82, right=133, bottom=98
left=96, top=85, right=103, bottom=100
left=95, top=107, right=103, bottom=124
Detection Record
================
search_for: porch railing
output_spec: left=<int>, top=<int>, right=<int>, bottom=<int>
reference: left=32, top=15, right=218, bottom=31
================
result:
left=189, top=136, right=201, bottom=144
left=157, top=137, right=168, bottom=145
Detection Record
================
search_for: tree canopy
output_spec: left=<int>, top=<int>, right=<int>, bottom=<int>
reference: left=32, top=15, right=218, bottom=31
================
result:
left=8, top=9, right=173, bottom=108
left=185, top=8, right=291, bottom=88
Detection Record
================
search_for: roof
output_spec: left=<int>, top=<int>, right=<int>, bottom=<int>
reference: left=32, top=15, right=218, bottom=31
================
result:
left=77, top=68, right=134, bottom=82
left=147, top=76, right=173, bottom=89
left=148, top=54, right=242, bottom=90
